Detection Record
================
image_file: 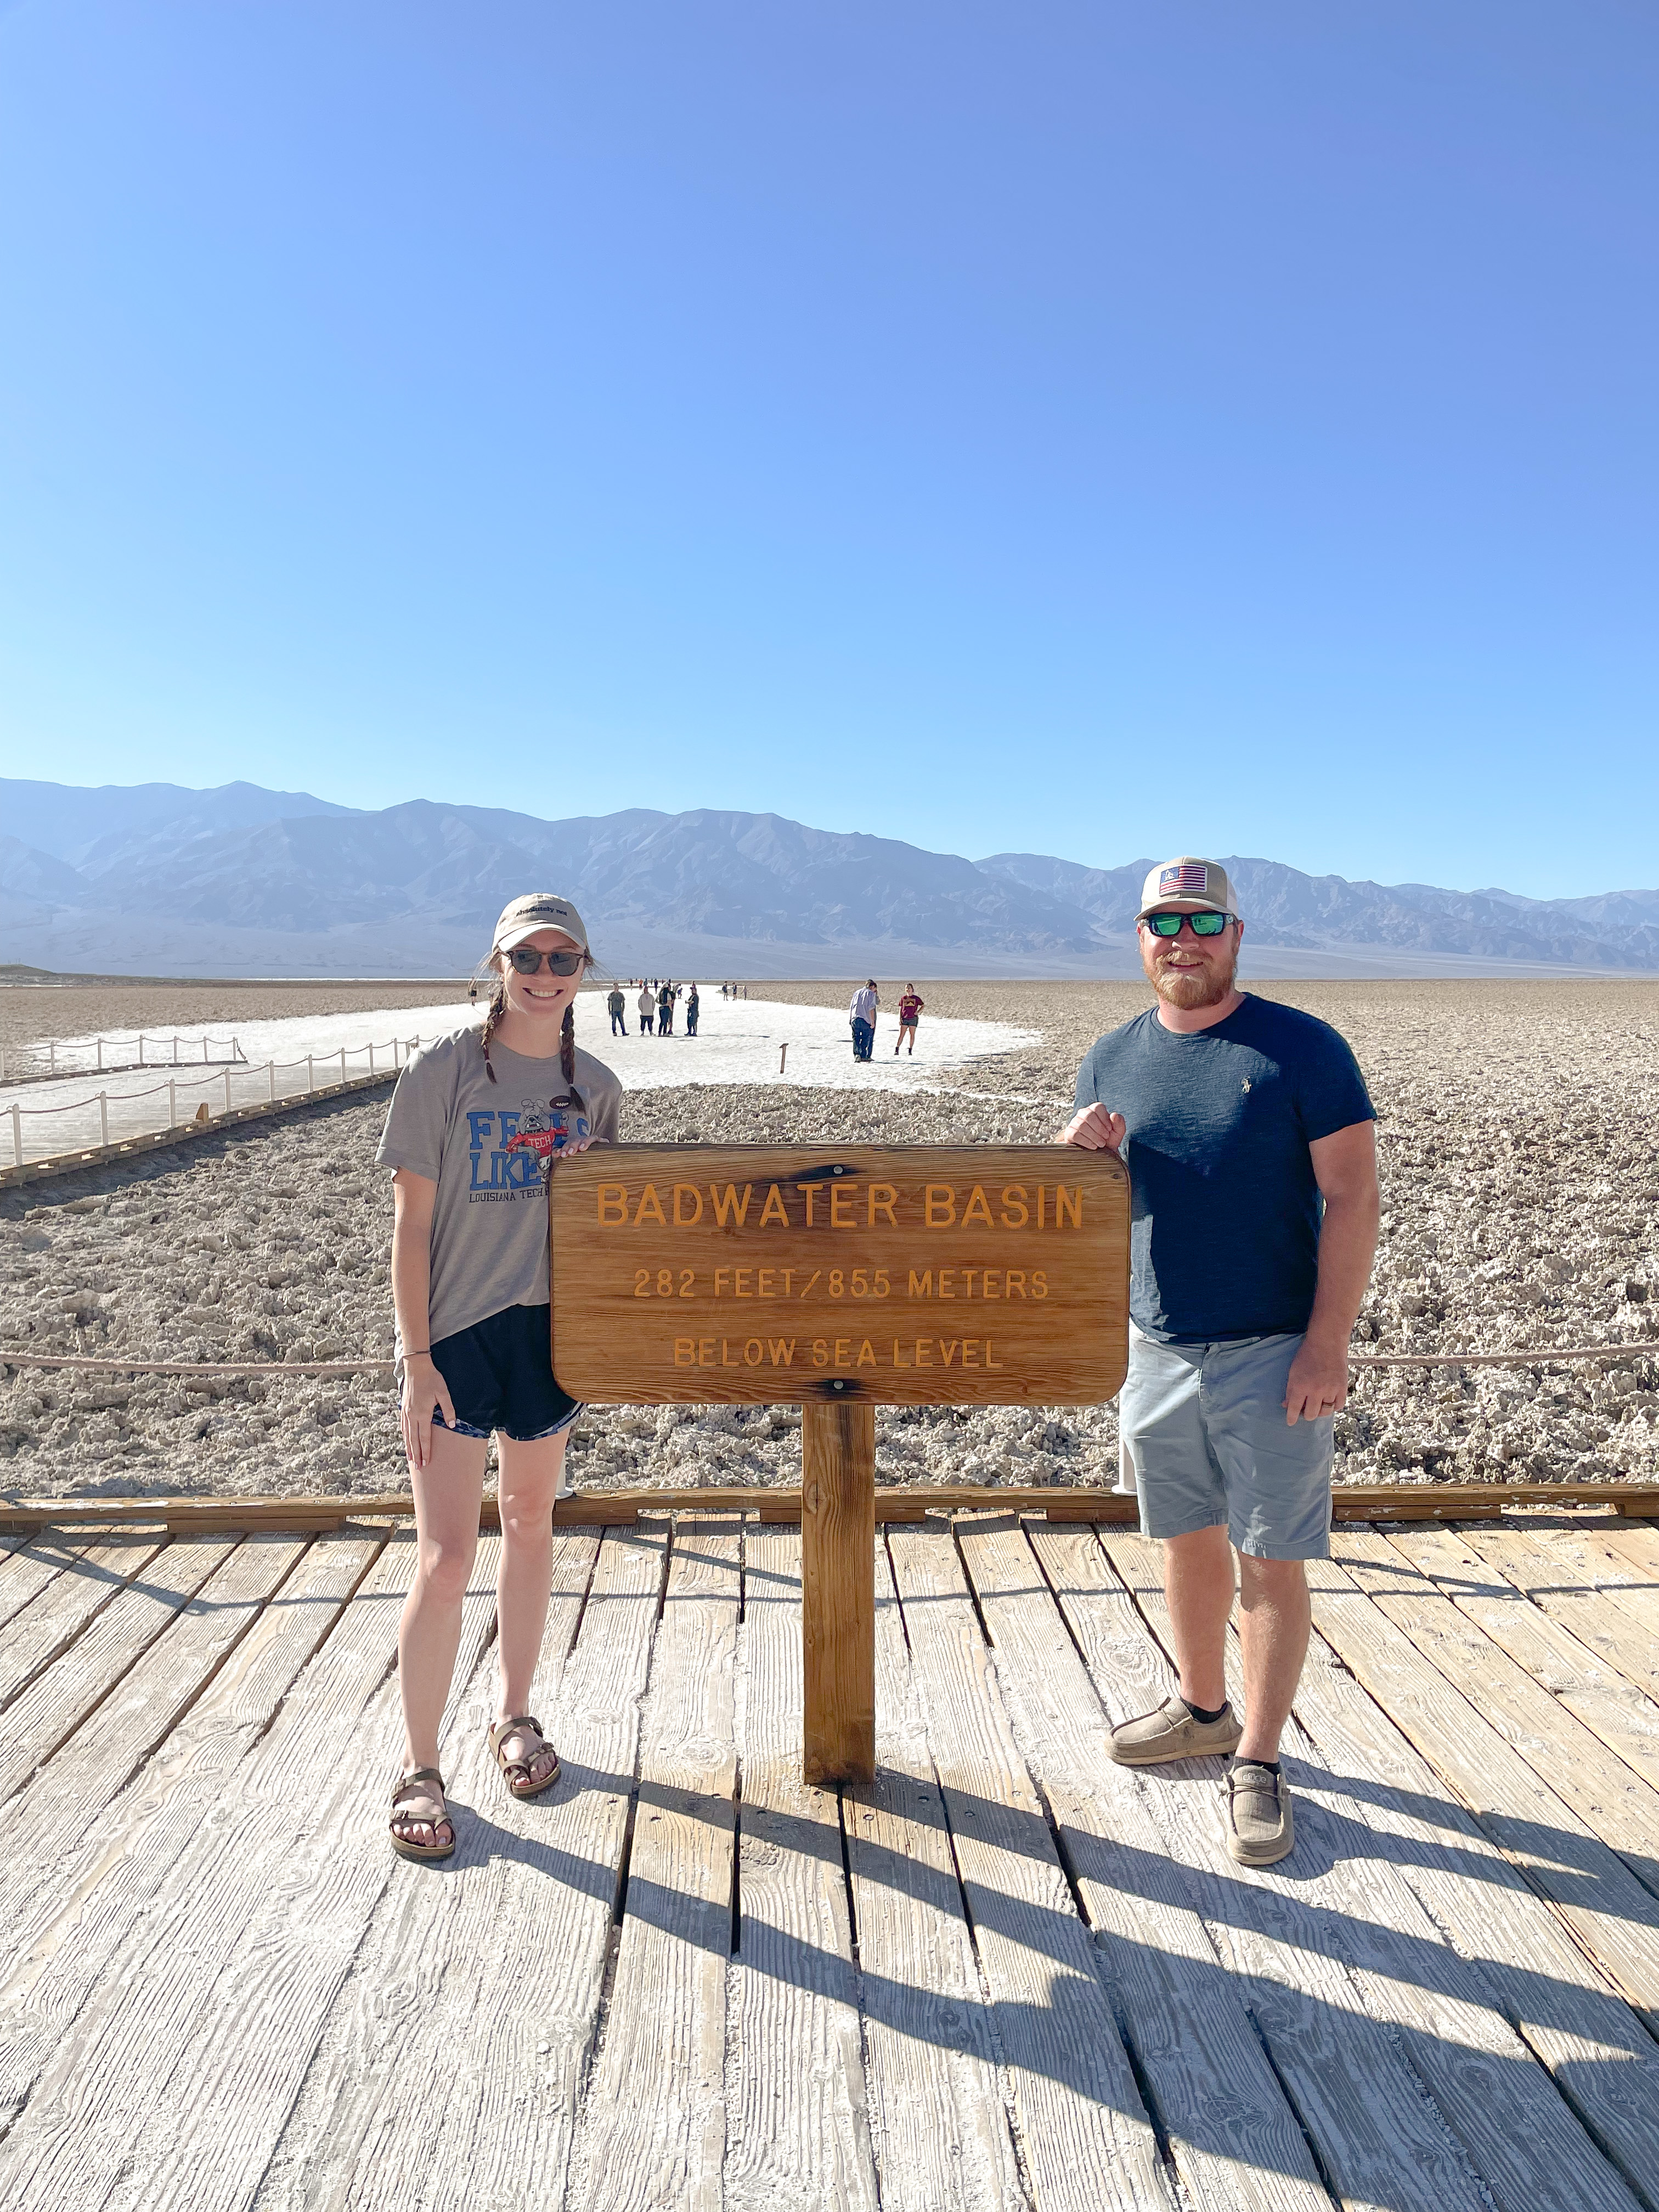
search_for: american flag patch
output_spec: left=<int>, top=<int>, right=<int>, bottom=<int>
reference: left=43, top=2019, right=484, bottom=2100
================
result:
left=1160, top=861, right=1209, bottom=894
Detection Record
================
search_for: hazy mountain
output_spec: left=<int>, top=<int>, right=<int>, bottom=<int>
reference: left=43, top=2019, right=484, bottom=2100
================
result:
left=1, top=780, right=1654, bottom=978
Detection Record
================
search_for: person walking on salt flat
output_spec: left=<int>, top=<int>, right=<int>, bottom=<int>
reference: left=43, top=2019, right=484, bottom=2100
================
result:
left=1060, top=857, right=1378, bottom=1867
left=379, top=893, right=622, bottom=1863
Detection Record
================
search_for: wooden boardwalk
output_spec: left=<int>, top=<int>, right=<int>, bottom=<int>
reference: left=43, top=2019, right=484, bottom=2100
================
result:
left=1, top=1510, right=1657, bottom=2211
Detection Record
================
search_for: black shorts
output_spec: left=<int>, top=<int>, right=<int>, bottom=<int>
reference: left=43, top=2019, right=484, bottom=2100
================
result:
left=418, top=1303, right=581, bottom=1442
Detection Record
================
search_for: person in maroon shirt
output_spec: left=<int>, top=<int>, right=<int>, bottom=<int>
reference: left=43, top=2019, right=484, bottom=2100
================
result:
left=895, top=986, right=924, bottom=1054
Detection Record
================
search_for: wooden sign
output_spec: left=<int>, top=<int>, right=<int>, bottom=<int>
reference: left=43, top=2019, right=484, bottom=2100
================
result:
left=548, top=1144, right=1130, bottom=1786
left=548, top=1146, right=1129, bottom=1407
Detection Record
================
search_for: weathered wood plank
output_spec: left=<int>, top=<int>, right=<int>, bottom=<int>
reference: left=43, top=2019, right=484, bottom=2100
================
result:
left=0, top=1528, right=387, bottom=2129
left=1298, top=1540, right=1659, bottom=2030
left=973, top=1519, right=1329, bottom=2211
left=726, top=1526, right=878, bottom=2211
left=0, top=1532, right=241, bottom=1804
left=0, top=1529, right=86, bottom=1632
left=885, top=1521, right=1166, bottom=2212
left=843, top=1537, right=1025, bottom=2212
left=571, top=1519, right=741, bottom=2212
left=0, top=1528, right=494, bottom=2210
left=1332, top=1528, right=1659, bottom=1894
left=252, top=1528, right=671, bottom=2212
left=1517, top=1521, right=1659, bottom=1648
left=0, top=1532, right=307, bottom=1962
left=1103, top=1530, right=1646, bottom=2212
left=1090, top=1531, right=1486, bottom=2212
left=1266, top=1563, right=1659, bottom=2211
left=1387, top=1524, right=1659, bottom=1796
left=0, top=1529, right=168, bottom=1711
left=88, top=1537, right=504, bottom=2212
left=1462, top=1525, right=1659, bottom=1706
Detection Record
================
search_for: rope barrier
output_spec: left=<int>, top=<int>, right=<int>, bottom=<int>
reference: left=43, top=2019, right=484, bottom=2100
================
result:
left=1, top=1342, right=1655, bottom=1381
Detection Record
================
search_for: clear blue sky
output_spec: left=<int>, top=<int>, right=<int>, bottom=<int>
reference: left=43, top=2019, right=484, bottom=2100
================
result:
left=1, top=2, right=1654, bottom=897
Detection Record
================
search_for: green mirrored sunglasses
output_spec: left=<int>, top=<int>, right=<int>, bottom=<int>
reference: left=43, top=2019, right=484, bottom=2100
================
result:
left=1142, top=910, right=1233, bottom=938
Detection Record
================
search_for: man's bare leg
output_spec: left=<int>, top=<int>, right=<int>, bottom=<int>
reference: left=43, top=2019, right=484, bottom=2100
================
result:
left=1234, top=1555, right=1310, bottom=1763
left=1161, top=1523, right=1233, bottom=1712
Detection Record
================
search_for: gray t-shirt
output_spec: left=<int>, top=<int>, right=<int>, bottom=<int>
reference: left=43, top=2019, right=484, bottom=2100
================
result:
left=376, top=1026, right=622, bottom=1351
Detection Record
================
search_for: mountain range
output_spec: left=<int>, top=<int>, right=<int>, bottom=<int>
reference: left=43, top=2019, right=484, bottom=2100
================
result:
left=2, top=777, right=1655, bottom=979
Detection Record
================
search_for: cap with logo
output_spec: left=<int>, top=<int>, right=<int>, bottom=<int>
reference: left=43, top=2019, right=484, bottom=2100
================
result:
left=1136, top=856, right=1238, bottom=921
left=492, top=893, right=590, bottom=953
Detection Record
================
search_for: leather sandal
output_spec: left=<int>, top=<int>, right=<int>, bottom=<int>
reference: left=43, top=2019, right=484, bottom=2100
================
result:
left=488, top=1713, right=561, bottom=1798
left=390, top=1767, right=455, bottom=1862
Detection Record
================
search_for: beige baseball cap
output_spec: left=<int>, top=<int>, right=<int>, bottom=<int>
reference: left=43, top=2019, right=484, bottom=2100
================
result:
left=492, top=892, right=590, bottom=952
left=1136, top=856, right=1238, bottom=919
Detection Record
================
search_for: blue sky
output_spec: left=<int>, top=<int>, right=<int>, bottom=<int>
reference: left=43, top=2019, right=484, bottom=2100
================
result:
left=1, top=2, right=1655, bottom=897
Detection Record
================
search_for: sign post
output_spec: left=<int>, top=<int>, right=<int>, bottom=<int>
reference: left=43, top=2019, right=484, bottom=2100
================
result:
left=550, top=1145, right=1130, bottom=1782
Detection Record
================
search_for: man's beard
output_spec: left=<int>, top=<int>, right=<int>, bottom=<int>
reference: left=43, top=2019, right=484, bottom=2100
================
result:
left=1145, top=942, right=1238, bottom=1009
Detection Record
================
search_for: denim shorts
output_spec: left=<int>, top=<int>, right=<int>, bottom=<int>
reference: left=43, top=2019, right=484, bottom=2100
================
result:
left=1118, top=1325, right=1333, bottom=1560
left=408, top=1302, right=583, bottom=1443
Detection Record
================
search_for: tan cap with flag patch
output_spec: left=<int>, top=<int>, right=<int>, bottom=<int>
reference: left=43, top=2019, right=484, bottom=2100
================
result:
left=1136, top=856, right=1238, bottom=919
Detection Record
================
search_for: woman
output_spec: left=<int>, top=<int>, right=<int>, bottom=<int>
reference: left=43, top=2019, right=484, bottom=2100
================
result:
left=685, top=981, right=699, bottom=1036
left=895, top=984, right=924, bottom=1056
left=377, top=893, right=622, bottom=1860
left=637, top=982, right=654, bottom=1035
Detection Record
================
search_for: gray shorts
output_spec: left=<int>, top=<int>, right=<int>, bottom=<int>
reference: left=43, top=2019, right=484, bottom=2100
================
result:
left=1118, top=1326, right=1333, bottom=1561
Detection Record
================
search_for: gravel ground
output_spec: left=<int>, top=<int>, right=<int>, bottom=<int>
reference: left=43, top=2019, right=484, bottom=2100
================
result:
left=2, top=979, right=1656, bottom=1503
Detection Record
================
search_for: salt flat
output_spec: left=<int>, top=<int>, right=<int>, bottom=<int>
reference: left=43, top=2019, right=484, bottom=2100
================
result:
left=1, top=978, right=1655, bottom=1504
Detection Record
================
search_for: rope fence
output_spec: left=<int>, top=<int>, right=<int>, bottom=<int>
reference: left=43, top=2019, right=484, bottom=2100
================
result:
left=2, top=1340, right=1656, bottom=1381
left=0, top=1031, right=249, bottom=1083
left=3, top=1034, right=434, bottom=1169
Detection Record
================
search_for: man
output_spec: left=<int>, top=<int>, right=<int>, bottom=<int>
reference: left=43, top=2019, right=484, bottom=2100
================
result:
left=637, top=983, right=654, bottom=1036
left=607, top=983, right=628, bottom=1036
left=849, top=978, right=879, bottom=1062
left=686, top=982, right=700, bottom=1036
left=1060, top=857, right=1377, bottom=1865
left=658, top=980, right=675, bottom=1035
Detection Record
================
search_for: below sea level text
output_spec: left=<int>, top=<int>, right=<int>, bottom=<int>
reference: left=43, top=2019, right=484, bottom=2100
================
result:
left=673, top=1336, right=1006, bottom=1370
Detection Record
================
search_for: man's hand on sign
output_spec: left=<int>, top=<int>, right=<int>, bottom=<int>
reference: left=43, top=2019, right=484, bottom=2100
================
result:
left=400, top=1354, right=458, bottom=1471
left=1283, top=1334, right=1348, bottom=1426
left=1058, top=1104, right=1126, bottom=1156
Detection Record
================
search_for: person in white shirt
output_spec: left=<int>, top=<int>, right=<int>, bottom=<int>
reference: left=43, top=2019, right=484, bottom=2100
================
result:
left=848, top=980, right=879, bottom=1062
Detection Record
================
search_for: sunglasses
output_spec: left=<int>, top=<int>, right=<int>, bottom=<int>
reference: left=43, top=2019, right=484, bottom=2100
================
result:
left=1142, top=910, right=1233, bottom=938
left=507, top=946, right=586, bottom=975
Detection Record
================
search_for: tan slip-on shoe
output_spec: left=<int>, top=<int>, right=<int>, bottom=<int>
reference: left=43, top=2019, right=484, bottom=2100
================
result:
left=1109, top=1694, right=1244, bottom=1766
left=1224, top=1760, right=1294, bottom=1865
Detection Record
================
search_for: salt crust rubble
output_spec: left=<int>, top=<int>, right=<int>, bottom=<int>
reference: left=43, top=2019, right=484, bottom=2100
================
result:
left=1, top=979, right=1655, bottom=1504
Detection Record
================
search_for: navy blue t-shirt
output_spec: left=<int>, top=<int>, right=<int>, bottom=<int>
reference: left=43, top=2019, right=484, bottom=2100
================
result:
left=1074, top=996, right=1375, bottom=1345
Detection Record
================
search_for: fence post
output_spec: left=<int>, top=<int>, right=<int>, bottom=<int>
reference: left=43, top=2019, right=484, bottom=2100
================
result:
left=307, top=1056, right=314, bottom=1093
left=99, top=1093, right=109, bottom=1146
left=97, top=1039, right=103, bottom=1070
left=268, top=1061, right=276, bottom=1102
left=168, top=1080, right=177, bottom=1128
left=10, top=1104, right=20, bottom=1167
left=224, top=1069, right=233, bottom=1114
left=48, top=1041, right=55, bottom=1073
left=339, top=1048, right=347, bottom=1084
left=369, top=1042, right=375, bottom=1075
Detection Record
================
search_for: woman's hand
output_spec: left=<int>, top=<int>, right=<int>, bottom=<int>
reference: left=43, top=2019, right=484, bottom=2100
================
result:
left=546, top=1135, right=598, bottom=1164
left=400, top=1353, right=456, bottom=1470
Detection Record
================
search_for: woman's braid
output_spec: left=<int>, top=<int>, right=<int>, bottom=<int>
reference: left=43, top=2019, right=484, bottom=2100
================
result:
left=479, top=975, right=507, bottom=1085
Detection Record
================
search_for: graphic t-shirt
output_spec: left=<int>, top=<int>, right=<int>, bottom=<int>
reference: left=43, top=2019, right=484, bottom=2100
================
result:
left=899, top=994, right=923, bottom=1024
left=1073, top=996, right=1374, bottom=1344
left=376, top=1027, right=622, bottom=1352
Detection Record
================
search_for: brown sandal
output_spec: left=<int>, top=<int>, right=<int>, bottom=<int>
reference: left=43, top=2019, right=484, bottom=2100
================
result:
left=390, top=1767, right=456, bottom=1862
left=488, top=1713, right=561, bottom=1799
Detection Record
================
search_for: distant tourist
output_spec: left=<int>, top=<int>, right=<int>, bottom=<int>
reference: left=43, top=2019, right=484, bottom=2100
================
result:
left=606, top=983, right=627, bottom=1036
left=1059, top=857, right=1377, bottom=1867
left=848, top=979, right=878, bottom=1062
left=895, top=985, right=924, bottom=1055
left=658, top=980, right=675, bottom=1035
left=637, top=983, right=654, bottom=1035
left=686, top=982, right=700, bottom=1036
left=378, top=893, right=621, bottom=1863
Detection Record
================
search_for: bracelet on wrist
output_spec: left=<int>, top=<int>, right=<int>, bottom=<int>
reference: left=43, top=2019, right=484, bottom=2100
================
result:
left=403, top=1346, right=431, bottom=1359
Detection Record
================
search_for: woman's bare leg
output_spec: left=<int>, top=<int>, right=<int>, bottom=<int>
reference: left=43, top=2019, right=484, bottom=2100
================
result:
left=396, top=1426, right=488, bottom=1844
left=490, top=1425, right=573, bottom=1787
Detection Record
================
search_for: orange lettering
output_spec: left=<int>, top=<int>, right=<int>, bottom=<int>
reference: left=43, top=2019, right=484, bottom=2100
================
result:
left=961, top=1184, right=993, bottom=1228
left=999, top=1184, right=1028, bottom=1229
left=759, top=1183, right=789, bottom=1227
left=891, top=1339, right=911, bottom=1368
left=867, top=1182, right=897, bottom=1226
left=962, top=1341, right=979, bottom=1367
left=635, top=1184, right=667, bottom=1227
left=674, top=1338, right=696, bottom=1367
left=597, top=1183, right=629, bottom=1224
left=857, top=1339, right=876, bottom=1367
left=829, top=1182, right=857, bottom=1228
left=1055, top=1186, right=1083, bottom=1229
left=744, top=1339, right=763, bottom=1366
left=794, top=1184, right=820, bottom=1226
left=940, top=1340, right=959, bottom=1367
left=672, top=1184, right=703, bottom=1225
left=924, top=1184, right=955, bottom=1227
left=909, top=1270, right=932, bottom=1299
left=708, top=1182, right=752, bottom=1227
left=985, top=1340, right=1003, bottom=1369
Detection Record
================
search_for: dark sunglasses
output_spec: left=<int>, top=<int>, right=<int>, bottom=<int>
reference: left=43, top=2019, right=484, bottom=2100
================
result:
left=1142, top=910, right=1233, bottom=938
left=507, top=946, right=586, bottom=975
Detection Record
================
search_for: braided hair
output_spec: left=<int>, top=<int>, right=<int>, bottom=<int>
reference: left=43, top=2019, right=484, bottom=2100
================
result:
left=477, top=952, right=588, bottom=1115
